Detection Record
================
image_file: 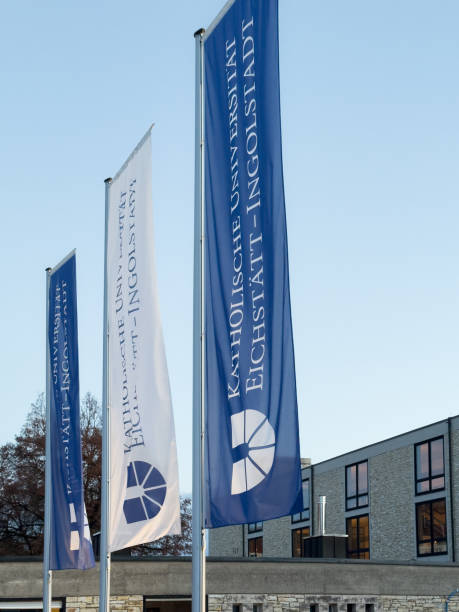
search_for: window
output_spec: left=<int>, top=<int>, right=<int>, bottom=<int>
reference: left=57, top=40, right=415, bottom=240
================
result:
left=233, top=605, right=241, bottom=612
left=346, top=514, right=369, bottom=559
left=253, top=605, right=262, bottom=612
left=347, top=606, right=356, bottom=612
left=292, top=478, right=310, bottom=522
left=346, top=461, right=368, bottom=510
left=292, top=526, right=311, bottom=557
left=329, top=605, right=338, bottom=612
left=248, top=536, right=263, bottom=557
left=415, top=437, right=445, bottom=494
left=365, top=605, right=375, bottom=612
left=309, top=606, right=318, bottom=612
left=416, top=498, right=447, bottom=556
left=248, top=521, right=263, bottom=533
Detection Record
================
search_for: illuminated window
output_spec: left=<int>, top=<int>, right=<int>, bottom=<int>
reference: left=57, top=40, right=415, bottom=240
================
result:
left=416, top=498, right=447, bottom=556
left=292, top=478, right=310, bottom=523
left=248, top=536, right=263, bottom=557
left=292, top=526, right=311, bottom=557
left=346, top=514, right=370, bottom=559
left=415, top=437, right=445, bottom=495
left=346, top=461, right=368, bottom=510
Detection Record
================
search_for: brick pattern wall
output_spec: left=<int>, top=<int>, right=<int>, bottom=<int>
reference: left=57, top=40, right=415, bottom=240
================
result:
left=313, top=467, right=345, bottom=535
left=208, top=593, right=459, bottom=612
left=208, top=593, right=380, bottom=612
left=369, top=446, right=413, bottom=561
left=66, top=595, right=143, bottom=612
left=263, top=515, right=292, bottom=557
left=452, top=428, right=459, bottom=560
left=210, top=524, right=244, bottom=556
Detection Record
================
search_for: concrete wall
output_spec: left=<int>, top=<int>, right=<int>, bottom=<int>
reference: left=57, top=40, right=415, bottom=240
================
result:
left=2, top=558, right=459, bottom=599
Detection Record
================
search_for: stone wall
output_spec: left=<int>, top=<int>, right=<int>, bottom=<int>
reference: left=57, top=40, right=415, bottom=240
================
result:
left=63, top=593, right=459, bottom=612
left=208, top=593, right=459, bottom=612
left=66, top=596, right=143, bottom=612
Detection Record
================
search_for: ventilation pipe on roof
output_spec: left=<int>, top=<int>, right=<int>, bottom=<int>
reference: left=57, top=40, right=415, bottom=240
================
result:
left=318, top=495, right=326, bottom=536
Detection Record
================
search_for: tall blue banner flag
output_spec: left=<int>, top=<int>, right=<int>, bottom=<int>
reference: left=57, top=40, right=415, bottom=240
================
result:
left=204, top=0, right=302, bottom=527
left=48, top=253, right=95, bottom=569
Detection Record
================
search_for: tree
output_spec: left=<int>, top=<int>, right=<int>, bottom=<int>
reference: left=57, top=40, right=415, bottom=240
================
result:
left=131, top=496, right=192, bottom=557
left=0, top=394, right=192, bottom=557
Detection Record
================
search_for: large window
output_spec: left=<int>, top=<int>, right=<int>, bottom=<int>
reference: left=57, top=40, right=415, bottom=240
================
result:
left=248, top=536, right=263, bottom=557
left=416, top=498, right=447, bottom=556
left=415, top=437, right=445, bottom=495
left=248, top=521, right=263, bottom=533
left=292, top=478, right=310, bottom=523
left=346, top=514, right=369, bottom=559
left=346, top=461, right=368, bottom=510
left=292, top=526, right=310, bottom=557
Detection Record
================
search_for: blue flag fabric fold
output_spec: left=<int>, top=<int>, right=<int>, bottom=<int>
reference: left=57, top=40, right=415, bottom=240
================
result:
left=48, top=253, right=95, bottom=569
left=204, top=0, right=302, bottom=528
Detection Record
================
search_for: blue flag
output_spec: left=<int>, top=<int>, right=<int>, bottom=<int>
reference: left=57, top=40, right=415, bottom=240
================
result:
left=204, top=0, right=302, bottom=528
left=48, top=252, right=95, bottom=569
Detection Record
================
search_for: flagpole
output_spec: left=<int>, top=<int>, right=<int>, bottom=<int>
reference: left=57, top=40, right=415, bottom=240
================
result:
left=99, top=177, right=112, bottom=612
left=43, top=266, right=52, bottom=612
left=193, top=27, right=206, bottom=612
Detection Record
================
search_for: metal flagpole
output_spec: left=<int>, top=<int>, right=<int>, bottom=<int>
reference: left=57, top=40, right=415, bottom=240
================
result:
left=99, top=177, right=112, bottom=612
left=43, top=267, right=52, bottom=612
left=193, top=27, right=206, bottom=612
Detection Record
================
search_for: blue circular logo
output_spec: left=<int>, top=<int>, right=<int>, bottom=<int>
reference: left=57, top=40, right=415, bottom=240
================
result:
left=123, top=461, right=167, bottom=524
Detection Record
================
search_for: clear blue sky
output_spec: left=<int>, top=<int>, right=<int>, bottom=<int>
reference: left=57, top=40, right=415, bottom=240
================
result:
left=1, top=1, right=458, bottom=494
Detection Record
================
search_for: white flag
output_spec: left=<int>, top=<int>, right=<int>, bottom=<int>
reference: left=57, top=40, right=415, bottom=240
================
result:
left=107, top=129, right=180, bottom=551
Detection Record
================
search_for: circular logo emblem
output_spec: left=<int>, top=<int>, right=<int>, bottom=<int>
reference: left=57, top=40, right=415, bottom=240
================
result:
left=230, top=409, right=276, bottom=495
left=123, top=461, right=167, bottom=524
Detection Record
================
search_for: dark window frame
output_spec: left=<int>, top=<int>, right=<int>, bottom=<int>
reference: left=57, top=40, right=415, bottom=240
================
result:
left=346, top=514, right=370, bottom=559
left=247, top=521, right=263, bottom=533
left=248, top=535, right=263, bottom=557
left=345, top=460, right=369, bottom=511
left=291, top=525, right=311, bottom=557
left=292, top=477, right=310, bottom=523
left=414, top=436, right=445, bottom=496
left=415, top=497, right=448, bottom=557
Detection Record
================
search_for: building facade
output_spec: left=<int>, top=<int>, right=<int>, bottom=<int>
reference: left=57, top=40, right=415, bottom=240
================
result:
left=2, top=558, right=459, bottom=612
left=209, top=415, right=459, bottom=563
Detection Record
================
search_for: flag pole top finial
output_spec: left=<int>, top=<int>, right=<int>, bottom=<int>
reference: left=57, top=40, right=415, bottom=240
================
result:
left=45, top=267, right=52, bottom=272
left=194, top=28, right=205, bottom=38
left=104, top=177, right=112, bottom=184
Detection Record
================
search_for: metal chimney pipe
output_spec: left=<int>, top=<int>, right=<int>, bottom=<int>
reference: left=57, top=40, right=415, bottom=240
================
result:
left=318, top=496, right=326, bottom=536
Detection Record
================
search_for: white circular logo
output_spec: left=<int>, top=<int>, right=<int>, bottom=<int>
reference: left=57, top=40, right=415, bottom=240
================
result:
left=230, top=409, right=276, bottom=495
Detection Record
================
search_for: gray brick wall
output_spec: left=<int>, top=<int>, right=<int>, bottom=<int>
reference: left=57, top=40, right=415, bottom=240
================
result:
left=210, top=524, right=244, bottom=557
left=452, top=427, right=459, bottom=561
left=369, top=446, right=413, bottom=561
left=313, top=467, right=345, bottom=536
left=209, top=419, right=459, bottom=564
left=262, top=515, right=292, bottom=557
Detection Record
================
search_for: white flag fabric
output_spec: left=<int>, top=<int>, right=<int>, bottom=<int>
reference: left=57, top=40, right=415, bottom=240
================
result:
left=107, top=129, right=180, bottom=552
